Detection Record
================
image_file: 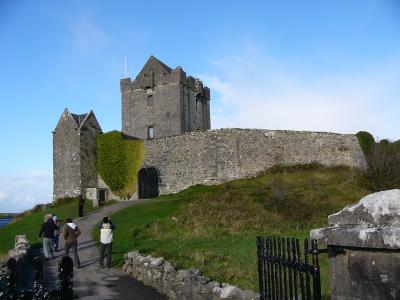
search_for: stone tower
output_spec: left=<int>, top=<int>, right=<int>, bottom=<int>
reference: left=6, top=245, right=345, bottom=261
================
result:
left=53, top=108, right=102, bottom=200
left=120, top=56, right=211, bottom=139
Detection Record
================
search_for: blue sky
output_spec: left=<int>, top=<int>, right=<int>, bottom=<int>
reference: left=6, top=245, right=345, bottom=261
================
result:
left=0, top=0, right=399, bottom=212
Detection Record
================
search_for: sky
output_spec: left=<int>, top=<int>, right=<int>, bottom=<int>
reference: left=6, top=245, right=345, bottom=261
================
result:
left=0, top=0, right=399, bottom=212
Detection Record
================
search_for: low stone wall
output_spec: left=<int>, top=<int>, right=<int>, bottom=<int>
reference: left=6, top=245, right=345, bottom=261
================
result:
left=123, top=251, right=259, bottom=300
left=0, top=235, right=30, bottom=291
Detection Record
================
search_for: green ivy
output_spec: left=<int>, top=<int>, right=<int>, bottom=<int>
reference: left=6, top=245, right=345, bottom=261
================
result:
left=356, top=131, right=375, bottom=157
left=96, top=131, right=145, bottom=198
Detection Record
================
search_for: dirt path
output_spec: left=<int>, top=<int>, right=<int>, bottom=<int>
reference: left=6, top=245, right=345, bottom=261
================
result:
left=43, top=200, right=166, bottom=300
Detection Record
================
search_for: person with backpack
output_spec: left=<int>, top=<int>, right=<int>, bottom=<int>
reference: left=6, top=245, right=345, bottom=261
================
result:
left=63, top=218, right=81, bottom=268
left=99, top=217, right=115, bottom=268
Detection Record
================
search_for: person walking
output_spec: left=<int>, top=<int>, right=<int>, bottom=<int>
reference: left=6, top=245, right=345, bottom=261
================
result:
left=99, top=217, right=115, bottom=268
left=39, top=214, right=57, bottom=260
left=52, top=215, right=60, bottom=252
left=63, top=218, right=81, bottom=268
left=78, top=195, right=85, bottom=217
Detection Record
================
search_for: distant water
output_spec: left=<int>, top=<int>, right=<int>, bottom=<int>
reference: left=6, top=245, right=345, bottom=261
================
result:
left=0, top=218, right=13, bottom=228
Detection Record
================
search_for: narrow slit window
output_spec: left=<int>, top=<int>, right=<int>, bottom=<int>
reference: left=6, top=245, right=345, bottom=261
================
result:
left=148, top=126, right=154, bottom=139
left=148, top=95, right=154, bottom=106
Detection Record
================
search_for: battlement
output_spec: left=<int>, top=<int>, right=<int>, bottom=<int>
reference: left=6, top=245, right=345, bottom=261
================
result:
left=120, top=56, right=210, bottom=99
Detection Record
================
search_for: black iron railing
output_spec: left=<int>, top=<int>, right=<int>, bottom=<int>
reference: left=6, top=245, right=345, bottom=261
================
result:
left=257, top=236, right=321, bottom=300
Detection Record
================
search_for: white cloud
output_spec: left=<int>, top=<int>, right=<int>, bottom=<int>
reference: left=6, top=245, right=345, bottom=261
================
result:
left=0, top=170, right=52, bottom=213
left=70, top=16, right=108, bottom=53
left=201, top=50, right=400, bottom=141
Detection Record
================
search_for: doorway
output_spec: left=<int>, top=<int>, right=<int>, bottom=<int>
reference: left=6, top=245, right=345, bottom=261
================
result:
left=138, top=168, right=159, bottom=199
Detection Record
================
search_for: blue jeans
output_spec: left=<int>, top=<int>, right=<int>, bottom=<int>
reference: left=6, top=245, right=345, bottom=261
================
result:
left=53, top=235, right=59, bottom=250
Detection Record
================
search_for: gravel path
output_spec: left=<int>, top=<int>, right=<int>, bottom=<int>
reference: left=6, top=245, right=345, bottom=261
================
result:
left=43, top=200, right=166, bottom=300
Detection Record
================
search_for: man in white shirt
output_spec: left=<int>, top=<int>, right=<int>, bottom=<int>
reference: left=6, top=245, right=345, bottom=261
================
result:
left=99, top=216, right=115, bottom=268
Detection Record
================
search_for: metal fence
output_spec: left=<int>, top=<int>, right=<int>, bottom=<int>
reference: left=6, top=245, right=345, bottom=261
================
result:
left=256, top=236, right=322, bottom=300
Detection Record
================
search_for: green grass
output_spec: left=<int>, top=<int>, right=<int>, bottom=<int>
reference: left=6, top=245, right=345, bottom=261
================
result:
left=0, top=198, right=115, bottom=256
left=99, top=164, right=371, bottom=299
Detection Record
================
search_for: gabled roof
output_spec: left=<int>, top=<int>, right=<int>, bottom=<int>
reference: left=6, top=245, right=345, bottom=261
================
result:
left=135, top=55, right=172, bottom=80
left=71, top=113, right=89, bottom=127
left=54, top=108, right=102, bottom=132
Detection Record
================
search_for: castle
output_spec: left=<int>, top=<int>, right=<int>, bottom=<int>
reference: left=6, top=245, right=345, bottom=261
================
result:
left=53, top=56, right=367, bottom=202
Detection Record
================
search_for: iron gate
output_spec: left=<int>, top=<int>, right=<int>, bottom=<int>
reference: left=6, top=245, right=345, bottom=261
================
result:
left=257, top=236, right=322, bottom=300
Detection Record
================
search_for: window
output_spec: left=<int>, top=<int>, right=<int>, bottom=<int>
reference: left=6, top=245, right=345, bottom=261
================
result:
left=148, top=95, right=154, bottom=106
left=148, top=126, right=154, bottom=139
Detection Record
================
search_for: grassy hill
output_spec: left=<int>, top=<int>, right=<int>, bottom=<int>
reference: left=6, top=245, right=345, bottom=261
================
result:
left=97, top=163, right=372, bottom=298
left=0, top=198, right=105, bottom=256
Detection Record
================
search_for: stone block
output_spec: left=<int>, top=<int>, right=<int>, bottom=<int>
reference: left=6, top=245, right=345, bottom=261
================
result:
left=311, top=190, right=400, bottom=300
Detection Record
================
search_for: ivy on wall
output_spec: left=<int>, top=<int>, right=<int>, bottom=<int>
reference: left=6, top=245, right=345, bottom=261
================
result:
left=356, top=131, right=375, bottom=158
left=96, top=131, right=145, bottom=198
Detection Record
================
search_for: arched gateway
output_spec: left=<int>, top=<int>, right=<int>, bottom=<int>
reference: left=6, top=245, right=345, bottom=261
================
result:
left=138, top=168, right=159, bottom=199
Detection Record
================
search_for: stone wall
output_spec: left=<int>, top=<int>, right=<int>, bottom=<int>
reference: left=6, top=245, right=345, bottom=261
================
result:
left=79, top=113, right=101, bottom=194
left=123, top=251, right=259, bottom=300
left=140, top=128, right=367, bottom=196
left=122, top=82, right=182, bottom=139
left=0, top=235, right=30, bottom=292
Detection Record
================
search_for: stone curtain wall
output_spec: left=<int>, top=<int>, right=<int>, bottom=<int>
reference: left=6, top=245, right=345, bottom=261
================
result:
left=123, top=251, right=259, bottom=300
left=142, top=129, right=367, bottom=196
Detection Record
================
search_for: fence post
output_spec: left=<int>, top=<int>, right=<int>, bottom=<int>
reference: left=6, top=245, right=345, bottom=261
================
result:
left=311, top=190, right=400, bottom=300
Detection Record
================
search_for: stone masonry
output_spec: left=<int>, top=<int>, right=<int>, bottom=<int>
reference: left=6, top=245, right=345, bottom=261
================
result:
left=138, top=128, right=367, bottom=197
left=123, top=250, right=259, bottom=300
left=311, top=190, right=400, bottom=300
left=53, top=109, right=102, bottom=200
left=121, top=56, right=210, bottom=139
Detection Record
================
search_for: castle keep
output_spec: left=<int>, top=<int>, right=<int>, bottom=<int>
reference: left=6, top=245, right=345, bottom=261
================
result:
left=53, top=56, right=367, bottom=201
left=121, top=56, right=210, bottom=139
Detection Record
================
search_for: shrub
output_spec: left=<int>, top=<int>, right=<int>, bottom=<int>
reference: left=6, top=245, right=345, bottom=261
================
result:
left=96, top=131, right=145, bottom=198
left=366, top=142, right=400, bottom=191
left=269, top=175, right=290, bottom=206
left=52, top=197, right=78, bottom=208
left=356, top=131, right=375, bottom=157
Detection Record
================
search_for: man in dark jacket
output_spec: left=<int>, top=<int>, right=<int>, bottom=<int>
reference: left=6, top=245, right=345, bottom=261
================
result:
left=39, top=214, right=58, bottom=260
left=63, top=218, right=81, bottom=268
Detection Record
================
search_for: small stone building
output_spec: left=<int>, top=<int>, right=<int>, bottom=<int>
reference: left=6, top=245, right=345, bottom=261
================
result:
left=53, top=108, right=102, bottom=200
